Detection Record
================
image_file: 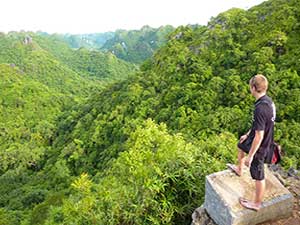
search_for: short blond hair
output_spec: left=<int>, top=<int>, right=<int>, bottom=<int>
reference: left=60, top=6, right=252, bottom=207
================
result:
left=249, top=74, right=268, bottom=93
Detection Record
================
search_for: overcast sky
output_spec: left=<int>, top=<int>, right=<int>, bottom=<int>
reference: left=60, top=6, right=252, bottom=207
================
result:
left=0, top=0, right=265, bottom=34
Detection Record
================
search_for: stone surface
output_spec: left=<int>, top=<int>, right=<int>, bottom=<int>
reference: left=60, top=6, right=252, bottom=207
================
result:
left=191, top=205, right=216, bottom=225
left=203, top=166, right=293, bottom=225
left=191, top=166, right=300, bottom=225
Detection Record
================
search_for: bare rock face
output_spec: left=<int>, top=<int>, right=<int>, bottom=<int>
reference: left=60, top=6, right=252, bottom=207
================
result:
left=191, top=206, right=216, bottom=225
left=198, top=166, right=293, bottom=225
left=24, top=35, right=32, bottom=45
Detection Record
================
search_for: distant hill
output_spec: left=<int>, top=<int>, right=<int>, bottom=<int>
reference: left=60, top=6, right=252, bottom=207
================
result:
left=101, top=25, right=175, bottom=64
left=0, top=32, right=99, bottom=93
left=62, top=33, right=115, bottom=49
left=39, top=26, right=175, bottom=65
left=38, top=32, right=115, bottom=49
left=34, top=33, right=136, bottom=80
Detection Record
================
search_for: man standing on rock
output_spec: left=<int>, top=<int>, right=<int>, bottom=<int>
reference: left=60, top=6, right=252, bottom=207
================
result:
left=227, top=74, right=276, bottom=211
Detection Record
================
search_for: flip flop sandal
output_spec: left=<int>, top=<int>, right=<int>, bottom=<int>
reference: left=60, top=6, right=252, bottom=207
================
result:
left=226, top=163, right=241, bottom=176
left=239, top=197, right=260, bottom=211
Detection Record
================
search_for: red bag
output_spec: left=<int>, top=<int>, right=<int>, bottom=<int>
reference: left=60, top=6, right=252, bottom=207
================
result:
left=265, top=141, right=283, bottom=164
left=271, top=142, right=283, bottom=164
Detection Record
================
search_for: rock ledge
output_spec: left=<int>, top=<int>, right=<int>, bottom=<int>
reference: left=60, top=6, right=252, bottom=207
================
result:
left=192, top=166, right=296, bottom=225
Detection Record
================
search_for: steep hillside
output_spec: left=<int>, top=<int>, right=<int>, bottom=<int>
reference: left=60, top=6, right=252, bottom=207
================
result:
left=34, top=33, right=136, bottom=80
left=1, top=0, right=300, bottom=224
left=0, top=33, right=104, bottom=176
left=0, top=32, right=136, bottom=224
left=0, top=63, right=63, bottom=172
left=102, top=25, right=175, bottom=63
left=39, top=0, right=300, bottom=224
left=0, top=33, right=100, bottom=92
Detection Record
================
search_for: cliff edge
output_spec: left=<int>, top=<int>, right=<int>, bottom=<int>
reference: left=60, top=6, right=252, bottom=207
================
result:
left=191, top=165, right=300, bottom=225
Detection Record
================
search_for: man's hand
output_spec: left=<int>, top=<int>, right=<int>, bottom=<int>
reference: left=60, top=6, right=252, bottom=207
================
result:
left=239, top=134, right=248, bottom=143
left=245, top=156, right=253, bottom=167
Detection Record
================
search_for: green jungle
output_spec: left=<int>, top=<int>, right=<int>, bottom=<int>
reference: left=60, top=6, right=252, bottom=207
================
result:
left=0, top=0, right=299, bottom=224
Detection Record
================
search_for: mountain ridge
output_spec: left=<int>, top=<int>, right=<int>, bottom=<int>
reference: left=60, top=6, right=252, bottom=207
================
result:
left=0, top=0, right=300, bottom=224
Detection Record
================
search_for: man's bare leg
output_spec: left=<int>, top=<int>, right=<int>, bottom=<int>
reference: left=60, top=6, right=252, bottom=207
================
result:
left=255, top=179, right=265, bottom=205
left=239, top=179, right=264, bottom=211
left=227, top=148, right=246, bottom=176
left=237, top=148, right=246, bottom=175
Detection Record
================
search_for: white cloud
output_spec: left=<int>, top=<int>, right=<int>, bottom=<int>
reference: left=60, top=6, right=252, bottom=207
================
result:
left=0, top=0, right=266, bottom=34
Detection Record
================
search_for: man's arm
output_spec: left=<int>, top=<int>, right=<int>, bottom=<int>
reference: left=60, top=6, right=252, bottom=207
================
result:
left=245, top=130, right=264, bottom=166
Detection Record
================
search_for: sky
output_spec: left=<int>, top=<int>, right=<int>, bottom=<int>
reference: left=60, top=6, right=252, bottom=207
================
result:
left=0, top=0, right=266, bottom=34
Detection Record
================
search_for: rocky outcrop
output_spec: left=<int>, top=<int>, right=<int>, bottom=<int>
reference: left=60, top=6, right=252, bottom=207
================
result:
left=191, top=165, right=300, bottom=225
left=24, top=35, right=32, bottom=45
left=192, top=206, right=216, bottom=225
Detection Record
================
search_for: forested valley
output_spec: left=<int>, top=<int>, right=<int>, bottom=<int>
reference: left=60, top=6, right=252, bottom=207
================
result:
left=0, top=0, right=300, bottom=224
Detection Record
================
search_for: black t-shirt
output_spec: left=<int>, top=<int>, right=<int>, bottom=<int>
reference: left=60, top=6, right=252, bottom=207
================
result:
left=248, top=95, right=276, bottom=159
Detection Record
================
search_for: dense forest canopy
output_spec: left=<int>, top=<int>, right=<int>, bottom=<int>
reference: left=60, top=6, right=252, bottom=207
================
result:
left=0, top=0, right=300, bottom=224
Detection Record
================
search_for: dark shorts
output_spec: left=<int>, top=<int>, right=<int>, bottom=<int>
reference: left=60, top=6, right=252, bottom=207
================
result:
left=237, top=138, right=265, bottom=181
left=250, top=157, right=265, bottom=180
